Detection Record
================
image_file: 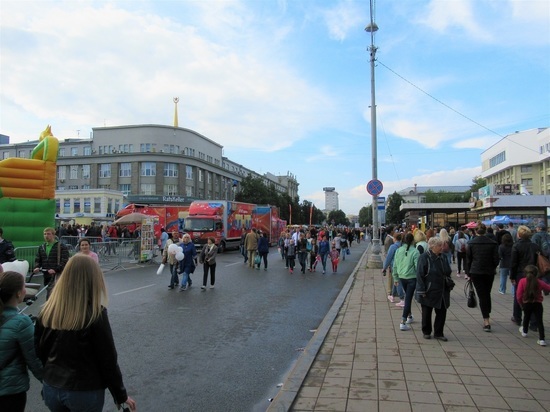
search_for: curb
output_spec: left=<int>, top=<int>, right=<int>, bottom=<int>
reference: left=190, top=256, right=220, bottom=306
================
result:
left=267, top=246, right=370, bottom=411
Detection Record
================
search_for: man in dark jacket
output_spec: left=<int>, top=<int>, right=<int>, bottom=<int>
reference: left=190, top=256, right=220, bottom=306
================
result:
left=33, top=227, right=70, bottom=299
left=0, top=227, right=16, bottom=264
left=466, top=223, right=499, bottom=332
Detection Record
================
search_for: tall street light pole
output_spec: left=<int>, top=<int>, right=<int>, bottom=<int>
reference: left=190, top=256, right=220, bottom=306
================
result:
left=366, top=2, right=382, bottom=268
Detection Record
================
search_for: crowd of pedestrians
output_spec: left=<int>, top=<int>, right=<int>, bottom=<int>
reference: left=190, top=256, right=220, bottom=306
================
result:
left=380, top=221, right=550, bottom=345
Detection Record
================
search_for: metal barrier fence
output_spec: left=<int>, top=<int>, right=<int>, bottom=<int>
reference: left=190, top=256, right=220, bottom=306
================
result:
left=15, top=239, right=151, bottom=273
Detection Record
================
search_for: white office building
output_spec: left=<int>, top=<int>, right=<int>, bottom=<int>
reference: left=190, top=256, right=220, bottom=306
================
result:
left=481, top=128, right=550, bottom=195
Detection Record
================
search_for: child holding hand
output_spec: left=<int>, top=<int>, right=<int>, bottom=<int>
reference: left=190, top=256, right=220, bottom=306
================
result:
left=516, top=264, right=550, bottom=346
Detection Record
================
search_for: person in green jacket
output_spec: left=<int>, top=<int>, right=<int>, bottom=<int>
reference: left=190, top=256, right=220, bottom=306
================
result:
left=392, top=233, right=420, bottom=331
left=0, top=270, right=43, bottom=412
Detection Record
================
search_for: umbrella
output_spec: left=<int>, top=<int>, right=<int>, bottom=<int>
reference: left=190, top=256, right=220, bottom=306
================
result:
left=113, top=212, right=152, bottom=225
left=463, top=221, right=478, bottom=229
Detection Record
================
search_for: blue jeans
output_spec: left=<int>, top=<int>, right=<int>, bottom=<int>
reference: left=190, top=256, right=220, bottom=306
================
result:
left=399, top=278, right=416, bottom=322
left=169, top=263, right=179, bottom=286
left=499, top=267, right=510, bottom=293
left=320, top=253, right=328, bottom=271
left=43, top=382, right=105, bottom=412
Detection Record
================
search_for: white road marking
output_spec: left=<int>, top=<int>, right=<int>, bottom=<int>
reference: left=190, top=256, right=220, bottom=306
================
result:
left=113, top=284, right=156, bottom=296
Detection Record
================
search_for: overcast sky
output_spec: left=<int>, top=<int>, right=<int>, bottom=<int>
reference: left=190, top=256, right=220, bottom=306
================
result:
left=1, top=0, right=549, bottom=214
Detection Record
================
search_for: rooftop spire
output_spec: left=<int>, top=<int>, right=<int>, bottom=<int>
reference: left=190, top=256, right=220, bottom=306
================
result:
left=173, top=97, right=179, bottom=128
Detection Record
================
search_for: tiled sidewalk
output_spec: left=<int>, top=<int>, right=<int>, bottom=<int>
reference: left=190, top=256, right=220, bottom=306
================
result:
left=269, top=251, right=550, bottom=412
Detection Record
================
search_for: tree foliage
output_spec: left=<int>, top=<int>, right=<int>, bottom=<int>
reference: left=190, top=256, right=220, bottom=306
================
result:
left=235, top=176, right=324, bottom=225
left=424, top=190, right=469, bottom=203
left=468, top=176, right=487, bottom=197
left=385, top=192, right=406, bottom=225
left=359, top=205, right=372, bottom=226
left=327, top=210, right=350, bottom=226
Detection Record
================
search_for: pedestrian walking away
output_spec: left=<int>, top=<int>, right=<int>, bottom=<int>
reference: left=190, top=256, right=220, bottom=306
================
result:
left=392, top=233, right=419, bottom=331
left=466, top=223, right=499, bottom=332
left=516, top=264, right=550, bottom=346
left=34, top=255, right=137, bottom=411
left=257, top=232, right=269, bottom=271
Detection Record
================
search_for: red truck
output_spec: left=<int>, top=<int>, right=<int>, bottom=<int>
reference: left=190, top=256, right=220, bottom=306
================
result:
left=183, top=200, right=286, bottom=252
left=116, top=203, right=190, bottom=238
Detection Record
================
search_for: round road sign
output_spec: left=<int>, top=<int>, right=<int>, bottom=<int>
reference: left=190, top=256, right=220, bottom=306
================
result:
left=366, top=179, right=383, bottom=196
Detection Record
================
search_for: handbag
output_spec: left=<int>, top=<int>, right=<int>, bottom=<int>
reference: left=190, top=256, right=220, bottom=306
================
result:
left=465, top=280, right=477, bottom=308
left=156, top=263, right=165, bottom=275
left=537, top=252, right=550, bottom=277
left=346, top=248, right=350, bottom=255
left=445, top=276, right=455, bottom=290
left=254, top=254, right=261, bottom=265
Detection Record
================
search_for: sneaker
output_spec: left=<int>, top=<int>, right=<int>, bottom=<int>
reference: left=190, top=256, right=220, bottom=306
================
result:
left=201, top=285, right=206, bottom=290
left=499, top=291, right=504, bottom=294
left=406, top=315, right=414, bottom=324
left=538, top=340, right=547, bottom=346
left=322, top=270, right=325, bottom=274
left=387, top=295, right=394, bottom=303
left=519, top=326, right=528, bottom=337
left=399, top=322, right=410, bottom=331
left=395, top=301, right=405, bottom=307
left=209, top=285, right=215, bottom=289
left=456, top=272, right=461, bottom=278
left=290, top=269, right=293, bottom=274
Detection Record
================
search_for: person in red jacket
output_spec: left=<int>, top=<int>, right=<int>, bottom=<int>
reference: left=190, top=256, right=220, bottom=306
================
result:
left=516, top=264, right=550, bottom=346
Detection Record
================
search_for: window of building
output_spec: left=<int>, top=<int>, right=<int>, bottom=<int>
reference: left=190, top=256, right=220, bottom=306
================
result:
left=71, top=147, right=78, bottom=156
left=198, top=169, right=203, bottom=182
left=164, top=144, right=179, bottom=154
left=140, top=143, right=153, bottom=153
left=99, top=164, right=111, bottom=178
left=186, top=165, right=193, bottom=180
left=55, top=199, right=60, bottom=213
left=164, top=163, right=178, bottom=177
left=119, top=144, right=132, bottom=153
left=84, top=198, right=91, bottom=213
left=489, top=151, right=506, bottom=168
left=522, top=178, right=533, bottom=186
left=81, top=184, right=90, bottom=190
left=140, top=183, right=156, bottom=195
left=207, top=172, right=211, bottom=184
left=74, top=199, right=80, bottom=213
left=186, top=186, right=194, bottom=197
left=119, top=184, right=131, bottom=195
left=141, top=162, right=156, bottom=177
left=107, top=200, right=113, bottom=214
left=114, top=199, right=120, bottom=214
left=84, top=146, right=91, bottom=156
left=119, top=163, right=132, bottom=177
left=70, top=165, right=79, bottom=180
left=63, top=199, right=71, bottom=213
left=59, top=148, right=66, bottom=157
left=206, top=155, right=212, bottom=163
left=68, top=185, right=79, bottom=190
left=18, top=150, right=26, bottom=158
left=521, top=165, right=533, bottom=173
left=58, top=166, right=67, bottom=180
left=82, top=165, right=90, bottom=179
left=164, top=184, right=178, bottom=196
left=94, top=197, right=101, bottom=213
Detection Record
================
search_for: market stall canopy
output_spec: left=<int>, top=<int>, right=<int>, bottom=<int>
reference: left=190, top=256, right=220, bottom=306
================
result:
left=113, top=212, right=152, bottom=225
left=482, top=215, right=528, bottom=225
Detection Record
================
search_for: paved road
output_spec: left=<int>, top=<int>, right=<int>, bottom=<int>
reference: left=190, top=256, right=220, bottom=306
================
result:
left=23, top=241, right=368, bottom=411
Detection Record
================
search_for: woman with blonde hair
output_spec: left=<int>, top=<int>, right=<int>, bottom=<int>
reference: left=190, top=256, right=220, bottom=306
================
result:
left=35, top=255, right=136, bottom=411
left=439, top=228, right=453, bottom=265
left=414, top=230, right=428, bottom=254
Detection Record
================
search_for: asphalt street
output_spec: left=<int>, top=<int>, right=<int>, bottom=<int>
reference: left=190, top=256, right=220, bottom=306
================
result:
left=22, top=240, right=368, bottom=412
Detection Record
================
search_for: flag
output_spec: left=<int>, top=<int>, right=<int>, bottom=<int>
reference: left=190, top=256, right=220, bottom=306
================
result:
left=289, top=204, right=292, bottom=225
left=309, top=205, right=313, bottom=226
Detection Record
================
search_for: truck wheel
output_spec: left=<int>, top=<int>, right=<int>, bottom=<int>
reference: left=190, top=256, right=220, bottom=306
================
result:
left=218, top=242, right=225, bottom=253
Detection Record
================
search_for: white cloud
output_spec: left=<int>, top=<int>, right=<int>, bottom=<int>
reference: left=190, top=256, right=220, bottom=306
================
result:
left=322, top=0, right=365, bottom=41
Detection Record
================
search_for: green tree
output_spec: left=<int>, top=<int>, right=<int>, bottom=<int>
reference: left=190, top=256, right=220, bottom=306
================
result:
left=468, top=176, right=487, bottom=197
left=327, top=210, right=350, bottom=226
left=359, top=205, right=372, bottom=226
left=424, top=190, right=468, bottom=203
left=385, top=192, right=406, bottom=225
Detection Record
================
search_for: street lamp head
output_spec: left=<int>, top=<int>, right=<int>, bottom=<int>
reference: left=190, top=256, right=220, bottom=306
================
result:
left=364, top=22, right=378, bottom=33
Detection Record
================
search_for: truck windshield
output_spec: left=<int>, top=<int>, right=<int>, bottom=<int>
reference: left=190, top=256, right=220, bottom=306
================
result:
left=184, top=218, right=215, bottom=231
